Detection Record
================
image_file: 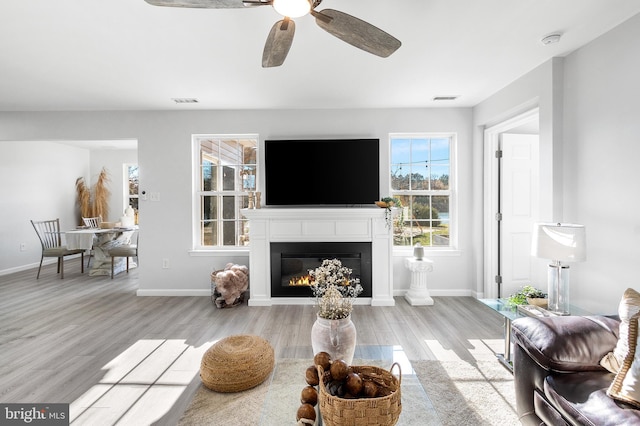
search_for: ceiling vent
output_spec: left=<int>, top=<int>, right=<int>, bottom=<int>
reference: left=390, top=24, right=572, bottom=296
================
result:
left=172, top=98, right=199, bottom=104
left=433, top=96, right=459, bottom=101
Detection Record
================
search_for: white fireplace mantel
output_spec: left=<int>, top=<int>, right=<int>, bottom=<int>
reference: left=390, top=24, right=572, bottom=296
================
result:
left=241, top=207, right=394, bottom=306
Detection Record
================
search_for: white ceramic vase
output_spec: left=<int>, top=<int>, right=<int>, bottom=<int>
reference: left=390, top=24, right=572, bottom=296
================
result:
left=311, top=313, right=356, bottom=365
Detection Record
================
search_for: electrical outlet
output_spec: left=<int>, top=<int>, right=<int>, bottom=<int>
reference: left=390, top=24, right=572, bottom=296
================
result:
left=20, top=243, right=26, bottom=252
left=162, top=258, right=169, bottom=269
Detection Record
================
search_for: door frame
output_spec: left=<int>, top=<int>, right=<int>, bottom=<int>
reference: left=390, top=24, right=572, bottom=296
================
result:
left=483, top=108, right=539, bottom=298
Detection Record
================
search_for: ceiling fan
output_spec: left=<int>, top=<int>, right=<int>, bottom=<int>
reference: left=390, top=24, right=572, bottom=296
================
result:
left=143, top=0, right=401, bottom=67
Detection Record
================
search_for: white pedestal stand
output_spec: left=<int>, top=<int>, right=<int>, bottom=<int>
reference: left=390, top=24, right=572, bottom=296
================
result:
left=404, top=257, right=434, bottom=306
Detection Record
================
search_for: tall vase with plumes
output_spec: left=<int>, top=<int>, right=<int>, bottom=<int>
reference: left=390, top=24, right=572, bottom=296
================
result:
left=311, top=313, right=356, bottom=364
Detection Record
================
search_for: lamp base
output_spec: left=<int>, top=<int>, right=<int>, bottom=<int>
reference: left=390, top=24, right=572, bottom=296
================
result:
left=547, top=263, right=570, bottom=315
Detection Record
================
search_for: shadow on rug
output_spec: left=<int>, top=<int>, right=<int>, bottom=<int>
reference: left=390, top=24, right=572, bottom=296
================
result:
left=178, top=358, right=517, bottom=425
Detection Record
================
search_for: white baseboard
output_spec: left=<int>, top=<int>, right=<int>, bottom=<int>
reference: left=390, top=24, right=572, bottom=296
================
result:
left=392, top=288, right=476, bottom=297
left=138, top=288, right=481, bottom=298
left=136, top=289, right=211, bottom=296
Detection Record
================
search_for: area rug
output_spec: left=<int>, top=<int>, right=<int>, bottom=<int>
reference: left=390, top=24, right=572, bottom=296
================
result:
left=411, top=360, right=518, bottom=425
left=178, top=358, right=517, bottom=425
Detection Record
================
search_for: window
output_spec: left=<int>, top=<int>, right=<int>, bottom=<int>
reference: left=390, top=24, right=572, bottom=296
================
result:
left=193, top=135, right=258, bottom=248
left=124, top=164, right=139, bottom=211
left=390, top=134, right=453, bottom=248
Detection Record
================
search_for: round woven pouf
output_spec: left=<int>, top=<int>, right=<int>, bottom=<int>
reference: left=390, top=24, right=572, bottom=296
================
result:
left=200, top=334, right=275, bottom=393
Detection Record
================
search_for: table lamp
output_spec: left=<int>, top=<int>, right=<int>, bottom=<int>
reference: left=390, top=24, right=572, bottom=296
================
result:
left=531, top=223, right=586, bottom=315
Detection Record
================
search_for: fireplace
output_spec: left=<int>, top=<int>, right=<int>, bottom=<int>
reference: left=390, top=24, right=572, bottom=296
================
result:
left=270, top=242, right=372, bottom=298
left=241, top=207, right=393, bottom=306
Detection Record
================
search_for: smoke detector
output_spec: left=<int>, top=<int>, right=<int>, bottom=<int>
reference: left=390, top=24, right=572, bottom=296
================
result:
left=541, top=34, right=562, bottom=45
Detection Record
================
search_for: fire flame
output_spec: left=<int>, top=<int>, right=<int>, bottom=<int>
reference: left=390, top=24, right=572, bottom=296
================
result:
left=289, top=275, right=313, bottom=286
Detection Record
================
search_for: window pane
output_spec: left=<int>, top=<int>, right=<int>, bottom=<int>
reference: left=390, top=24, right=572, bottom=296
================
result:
left=430, top=166, right=449, bottom=190
left=202, top=221, right=216, bottom=246
left=410, top=165, right=430, bottom=190
left=202, top=196, right=217, bottom=221
left=243, top=145, right=257, bottom=164
left=202, top=162, right=216, bottom=191
left=241, top=166, right=256, bottom=191
left=433, top=195, right=449, bottom=218
left=391, top=138, right=410, bottom=190
left=222, top=220, right=236, bottom=246
left=222, top=165, right=236, bottom=191
left=239, top=219, right=250, bottom=246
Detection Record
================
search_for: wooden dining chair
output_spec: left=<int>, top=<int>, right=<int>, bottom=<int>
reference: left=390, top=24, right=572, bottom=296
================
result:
left=82, top=216, right=102, bottom=228
left=108, top=231, right=138, bottom=279
left=82, top=216, right=102, bottom=267
left=31, top=218, right=85, bottom=279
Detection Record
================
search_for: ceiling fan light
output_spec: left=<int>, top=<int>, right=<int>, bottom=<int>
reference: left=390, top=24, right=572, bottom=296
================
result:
left=273, top=0, right=310, bottom=18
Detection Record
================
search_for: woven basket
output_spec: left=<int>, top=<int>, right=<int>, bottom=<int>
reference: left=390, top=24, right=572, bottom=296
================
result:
left=317, top=363, right=402, bottom=426
left=210, top=269, right=246, bottom=308
left=200, top=335, right=274, bottom=393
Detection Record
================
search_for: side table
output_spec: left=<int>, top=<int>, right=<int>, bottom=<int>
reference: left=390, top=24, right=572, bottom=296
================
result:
left=404, top=257, right=434, bottom=306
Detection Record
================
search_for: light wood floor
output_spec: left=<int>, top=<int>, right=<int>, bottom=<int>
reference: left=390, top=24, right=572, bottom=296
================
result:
left=0, top=259, right=505, bottom=425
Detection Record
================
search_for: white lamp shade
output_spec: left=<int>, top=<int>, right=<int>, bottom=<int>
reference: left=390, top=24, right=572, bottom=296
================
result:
left=532, top=222, right=586, bottom=262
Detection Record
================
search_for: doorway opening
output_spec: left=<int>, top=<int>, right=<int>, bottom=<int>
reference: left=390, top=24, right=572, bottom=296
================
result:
left=483, top=109, right=540, bottom=298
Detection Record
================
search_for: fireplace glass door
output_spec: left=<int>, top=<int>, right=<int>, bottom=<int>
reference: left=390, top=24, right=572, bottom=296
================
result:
left=270, top=242, right=372, bottom=297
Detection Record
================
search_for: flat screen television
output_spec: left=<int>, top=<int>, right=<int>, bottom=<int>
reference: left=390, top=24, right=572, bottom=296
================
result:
left=264, top=138, right=380, bottom=206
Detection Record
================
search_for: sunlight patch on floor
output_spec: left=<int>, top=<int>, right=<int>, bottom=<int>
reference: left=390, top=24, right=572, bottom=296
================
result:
left=70, top=339, right=216, bottom=425
left=423, top=339, right=503, bottom=362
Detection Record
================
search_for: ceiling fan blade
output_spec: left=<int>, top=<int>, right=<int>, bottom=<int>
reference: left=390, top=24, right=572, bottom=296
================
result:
left=313, top=9, right=401, bottom=58
left=262, top=18, right=295, bottom=68
left=143, top=0, right=253, bottom=8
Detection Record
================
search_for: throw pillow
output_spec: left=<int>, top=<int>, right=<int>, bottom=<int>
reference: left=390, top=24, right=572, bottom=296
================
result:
left=608, top=316, right=640, bottom=408
left=600, top=288, right=640, bottom=373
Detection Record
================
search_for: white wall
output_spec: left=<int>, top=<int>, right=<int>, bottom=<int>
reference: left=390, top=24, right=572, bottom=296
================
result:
left=562, top=12, right=640, bottom=313
left=0, top=141, right=88, bottom=273
left=474, top=12, right=640, bottom=314
left=0, top=108, right=474, bottom=297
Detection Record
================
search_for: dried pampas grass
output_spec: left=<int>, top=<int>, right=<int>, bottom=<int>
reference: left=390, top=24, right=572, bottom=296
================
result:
left=75, top=167, right=111, bottom=223
left=76, top=177, right=91, bottom=221
left=93, top=168, right=111, bottom=220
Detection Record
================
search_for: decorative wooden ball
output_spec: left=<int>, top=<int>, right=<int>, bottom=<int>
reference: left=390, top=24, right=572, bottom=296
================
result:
left=301, top=386, right=318, bottom=406
left=329, top=359, right=350, bottom=381
left=305, top=365, right=319, bottom=386
left=296, top=403, right=316, bottom=422
left=313, top=351, right=332, bottom=370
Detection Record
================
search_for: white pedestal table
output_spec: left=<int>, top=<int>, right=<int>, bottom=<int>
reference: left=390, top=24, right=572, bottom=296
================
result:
left=404, top=257, right=434, bottom=306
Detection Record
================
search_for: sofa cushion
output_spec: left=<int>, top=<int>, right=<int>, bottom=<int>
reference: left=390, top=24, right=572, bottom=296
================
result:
left=512, top=315, right=620, bottom=372
left=607, top=308, right=640, bottom=408
left=545, top=372, right=640, bottom=426
left=601, top=288, right=640, bottom=374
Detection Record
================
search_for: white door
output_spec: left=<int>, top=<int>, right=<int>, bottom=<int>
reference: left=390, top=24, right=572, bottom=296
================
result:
left=499, top=133, right=539, bottom=298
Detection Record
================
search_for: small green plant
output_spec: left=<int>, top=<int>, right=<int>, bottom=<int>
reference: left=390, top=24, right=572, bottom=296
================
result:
left=507, top=285, right=546, bottom=306
left=379, top=197, right=403, bottom=229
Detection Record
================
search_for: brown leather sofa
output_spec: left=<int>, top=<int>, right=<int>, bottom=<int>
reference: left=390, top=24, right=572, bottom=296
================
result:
left=511, top=315, right=640, bottom=425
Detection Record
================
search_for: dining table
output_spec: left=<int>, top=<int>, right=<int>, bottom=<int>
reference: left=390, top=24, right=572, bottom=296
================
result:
left=65, top=226, right=137, bottom=277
